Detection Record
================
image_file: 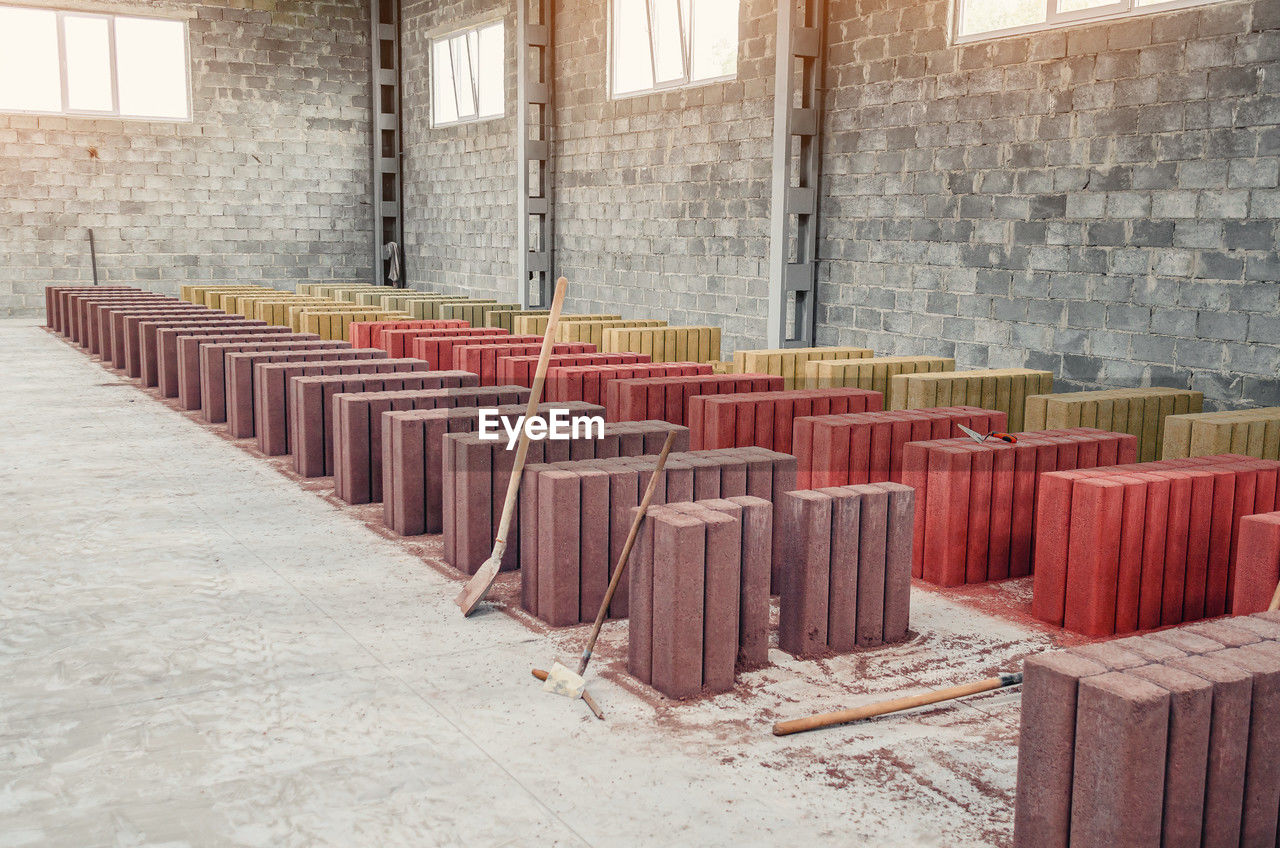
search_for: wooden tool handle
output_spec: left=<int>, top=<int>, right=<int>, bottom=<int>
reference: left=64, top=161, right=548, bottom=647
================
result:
left=531, top=668, right=605, bottom=719
left=772, top=673, right=1022, bottom=737
left=490, top=277, right=567, bottom=549
left=576, top=430, right=679, bottom=676
left=1268, top=580, right=1280, bottom=612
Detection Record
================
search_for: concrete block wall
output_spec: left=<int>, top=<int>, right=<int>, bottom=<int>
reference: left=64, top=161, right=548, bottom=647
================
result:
left=548, top=0, right=775, bottom=354
left=816, top=0, right=1280, bottom=410
left=0, top=0, right=373, bottom=317
left=400, top=0, right=518, bottom=302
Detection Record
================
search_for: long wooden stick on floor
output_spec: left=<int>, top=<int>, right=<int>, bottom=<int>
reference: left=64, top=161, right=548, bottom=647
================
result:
left=772, top=672, right=1023, bottom=737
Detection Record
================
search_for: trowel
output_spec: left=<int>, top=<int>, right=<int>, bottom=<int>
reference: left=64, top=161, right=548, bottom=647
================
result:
left=957, top=422, right=1017, bottom=444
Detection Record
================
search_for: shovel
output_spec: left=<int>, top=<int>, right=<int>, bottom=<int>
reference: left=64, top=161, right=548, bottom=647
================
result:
left=454, top=276, right=568, bottom=616
left=538, top=430, right=679, bottom=717
left=957, top=422, right=1017, bottom=444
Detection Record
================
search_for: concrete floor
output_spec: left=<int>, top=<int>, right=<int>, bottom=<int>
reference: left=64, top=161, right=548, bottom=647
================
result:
left=1, top=317, right=1070, bottom=847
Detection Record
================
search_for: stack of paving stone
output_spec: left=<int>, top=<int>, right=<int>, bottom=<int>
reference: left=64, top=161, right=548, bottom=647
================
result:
left=775, top=484, right=915, bottom=657
left=902, top=428, right=1138, bottom=587
left=607, top=373, right=784, bottom=425
left=225, top=292, right=317, bottom=319
left=255, top=358, right=441, bottom=456
left=514, top=313, right=622, bottom=335
left=498, top=352, right=652, bottom=388
left=73, top=292, right=174, bottom=352
left=405, top=298, right=502, bottom=320
left=281, top=301, right=366, bottom=331
left=554, top=318, right=668, bottom=347
left=438, top=301, right=520, bottom=325
left=889, top=368, right=1054, bottom=432
left=46, top=285, right=137, bottom=336
left=382, top=400, right=604, bottom=537
left=544, top=362, right=715, bottom=404
left=296, top=307, right=412, bottom=339
left=348, top=319, right=468, bottom=348
left=690, top=387, right=884, bottom=452
left=95, top=299, right=220, bottom=361
left=175, top=333, right=325, bottom=409
left=219, top=346, right=378, bottom=431
left=53, top=287, right=178, bottom=348
left=521, top=448, right=791, bottom=626
left=61, top=289, right=258, bottom=376
left=794, top=407, right=1008, bottom=488
left=446, top=421, right=691, bottom=575
left=152, top=321, right=296, bottom=391
left=334, top=385, right=531, bottom=504
left=253, top=297, right=335, bottom=326
left=1162, top=407, right=1280, bottom=460
left=453, top=341, right=596, bottom=385
left=295, top=283, right=381, bottom=299
left=483, top=308, right=550, bottom=332
left=1014, top=614, right=1280, bottom=848
left=410, top=333, right=545, bottom=370
left=1025, top=387, right=1203, bottom=463
left=805, top=355, right=956, bottom=406
left=1033, top=455, right=1280, bottom=636
left=626, top=497, right=774, bottom=698
left=134, top=313, right=279, bottom=381
left=1233, top=511, right=1280, bottom=614
left=182, top=284, right=275, bottom=304
left=379, top=326, right=507, bottom=358
left=601, top=325, right=721, bottom=363
left=732, top=346, right=874, bottom=390
left=288, top=370, right=479, bottom=477
left=375, top=292, right=469, bottom=314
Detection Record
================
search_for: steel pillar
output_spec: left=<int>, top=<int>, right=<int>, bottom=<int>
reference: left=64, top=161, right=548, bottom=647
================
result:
left=766, top=0, right=827, bottom=347
left=516, top=0, right=554, bottom=307
left=371, top=0, right=404, bottom=286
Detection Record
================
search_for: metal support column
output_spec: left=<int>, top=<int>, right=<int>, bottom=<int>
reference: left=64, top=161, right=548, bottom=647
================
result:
left=516, top=0, right=554, bottom=308
left=766, top=0, right=827, bottom=347
left=371, top=0, right=404, bottom=286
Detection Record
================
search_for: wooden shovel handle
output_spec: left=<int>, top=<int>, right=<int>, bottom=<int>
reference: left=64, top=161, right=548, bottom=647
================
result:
left=576, top=430, right=679, bottom=675
left=1268, top=580, right=1280, bottom=612
left=772, top=673, right=1022, bottom=736
left=490, top=277, right=567, bottom=548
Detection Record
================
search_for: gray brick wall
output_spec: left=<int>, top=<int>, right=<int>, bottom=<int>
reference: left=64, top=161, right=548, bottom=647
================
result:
left=400, top=0, right=518, bottom=302
left=547, top=0, right=775, bottom=353
left=816, top=0, right=1280, bottom=409
left=0, top=0, right=373, bottom=317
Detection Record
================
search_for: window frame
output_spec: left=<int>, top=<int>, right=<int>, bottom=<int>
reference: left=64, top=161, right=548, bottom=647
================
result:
left=0, top=3, right=192, bottom=122
left=429, top=18, right=505, bottom=129
left=953, top=0, right=1231, bottom=43
left=608, top=0, right=738, bottom=101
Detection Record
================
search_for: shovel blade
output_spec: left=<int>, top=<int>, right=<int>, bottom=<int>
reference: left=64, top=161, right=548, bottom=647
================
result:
left=455, top=554, right=502, bottom=615
left=542, top=661, right=587, bottom=699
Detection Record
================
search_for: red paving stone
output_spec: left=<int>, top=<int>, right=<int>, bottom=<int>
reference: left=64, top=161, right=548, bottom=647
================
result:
left=288, top=370, right=478, bottom=477
left=223, top=349, right=385, bottom=438
left=608, top=373, right=783, bottom=427
left=333, top=385, right=528, bottom=505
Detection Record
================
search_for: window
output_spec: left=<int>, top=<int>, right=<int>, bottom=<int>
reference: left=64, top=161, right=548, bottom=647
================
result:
left=431, top=21, right=504, bottom=127
left=956, top=0, right=1229, bottom=41
left=0, top=5, right=190, bottom=119
left=610, top=0, right=739, bottom=98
